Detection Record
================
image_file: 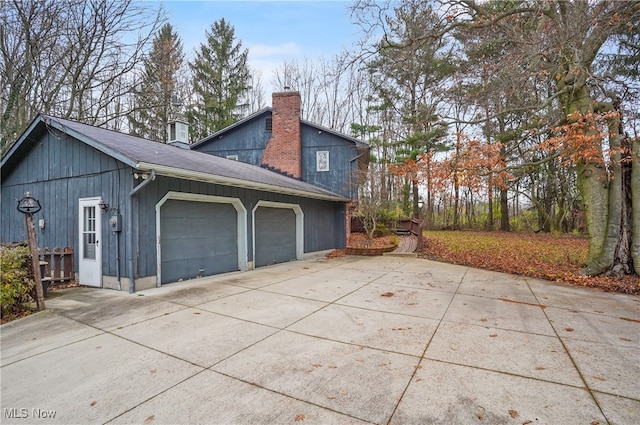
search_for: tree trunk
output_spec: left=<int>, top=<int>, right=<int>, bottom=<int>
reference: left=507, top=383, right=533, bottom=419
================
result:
left=610, top=103, right=633, bottom=275
left=570, top=101, right=634, bottom=275
left=412, top=178, right=420, bottom=219
left=500, top=187, right=509, bottom=231
left=453, top=169, right=460, bottom=229
left=631, top=135, right=640, bottom=271
left=486, top=181, right=493, bottom=230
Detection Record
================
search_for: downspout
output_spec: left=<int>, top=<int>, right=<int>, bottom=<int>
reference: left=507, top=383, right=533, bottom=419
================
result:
left=115, top=210, right=121, bottom=291
left=128, top=169, right=156, bottom=294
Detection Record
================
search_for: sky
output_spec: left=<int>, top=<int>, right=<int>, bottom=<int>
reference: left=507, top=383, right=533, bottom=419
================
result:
left=161, top=0, right=362, bottom=98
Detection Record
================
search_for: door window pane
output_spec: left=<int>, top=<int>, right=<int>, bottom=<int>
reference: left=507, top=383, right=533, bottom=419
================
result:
left=83, top=206, right=96, bottom=260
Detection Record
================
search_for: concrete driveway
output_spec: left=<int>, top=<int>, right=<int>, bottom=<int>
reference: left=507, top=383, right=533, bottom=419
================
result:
left=1, top=255, right=639, bottom=424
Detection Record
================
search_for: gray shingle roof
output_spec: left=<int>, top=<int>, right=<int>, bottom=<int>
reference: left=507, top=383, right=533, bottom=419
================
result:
left=4, top=115, right=348, bottom=201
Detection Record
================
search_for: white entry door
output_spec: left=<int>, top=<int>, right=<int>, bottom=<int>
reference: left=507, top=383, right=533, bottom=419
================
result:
left=78, top=197, right=102, bottom=287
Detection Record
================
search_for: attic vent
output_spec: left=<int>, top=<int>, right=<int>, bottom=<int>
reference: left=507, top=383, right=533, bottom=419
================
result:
left=168, top=121, right=189, bottom=144
left=265, top=117, right=272, bottom=132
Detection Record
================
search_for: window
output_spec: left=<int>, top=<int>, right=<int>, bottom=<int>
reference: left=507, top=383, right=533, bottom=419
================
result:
left=316, top=151, right=329, bottom=172
left=265, top=117, right=272, bottom=132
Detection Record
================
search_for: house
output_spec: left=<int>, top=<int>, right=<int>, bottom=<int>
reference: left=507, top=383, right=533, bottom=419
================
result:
left=191, top=91, right=369, bottom=200
left=0, top=109, right=364, bottom=292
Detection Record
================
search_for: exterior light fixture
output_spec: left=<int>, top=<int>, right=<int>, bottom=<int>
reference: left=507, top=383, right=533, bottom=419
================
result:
left=17, top=192, right=42, bottom=215
left=98, top=200, right=109, bottom=211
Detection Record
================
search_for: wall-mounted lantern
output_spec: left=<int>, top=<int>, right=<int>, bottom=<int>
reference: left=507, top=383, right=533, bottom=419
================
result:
left=17, top=192, right=42, bottom=215
left=98, top=199, right=109, bottom=211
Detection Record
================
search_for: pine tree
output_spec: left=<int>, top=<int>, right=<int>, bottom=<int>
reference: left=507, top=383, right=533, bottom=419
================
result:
left=188, top=18, right=250, bottom=140
left=129, top=23, right=184, bottom=143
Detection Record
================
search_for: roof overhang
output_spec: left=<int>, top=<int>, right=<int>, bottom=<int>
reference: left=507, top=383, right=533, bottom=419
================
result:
left=135, top=162, right=349, bottom=202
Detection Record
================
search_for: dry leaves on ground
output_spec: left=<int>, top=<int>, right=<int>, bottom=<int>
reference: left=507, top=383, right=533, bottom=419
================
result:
left=422, top=231, right=640, bottom=295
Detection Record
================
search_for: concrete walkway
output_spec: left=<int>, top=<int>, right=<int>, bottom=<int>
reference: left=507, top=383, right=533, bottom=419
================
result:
left=1, top=255, right=639, bottom=424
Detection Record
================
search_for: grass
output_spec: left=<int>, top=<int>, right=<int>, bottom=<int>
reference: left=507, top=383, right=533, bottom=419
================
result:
left=422, top=230, right=640, bottom=295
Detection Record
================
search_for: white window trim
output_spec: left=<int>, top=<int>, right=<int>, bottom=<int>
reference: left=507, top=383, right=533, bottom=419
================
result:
left=316, top=151, right=329, bottom=172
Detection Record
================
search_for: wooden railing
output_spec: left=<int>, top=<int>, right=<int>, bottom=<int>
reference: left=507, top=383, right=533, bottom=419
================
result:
left=397, top=218, right=422, bottom=236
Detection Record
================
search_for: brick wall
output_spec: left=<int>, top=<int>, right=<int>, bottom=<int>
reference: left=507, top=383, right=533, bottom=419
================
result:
left=261, top=91, right=302, bottom=178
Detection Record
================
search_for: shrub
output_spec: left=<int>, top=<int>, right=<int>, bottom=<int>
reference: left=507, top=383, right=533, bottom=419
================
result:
left=373, top=223, right=393, bottom=237
left=1, top=244, right=34, bottom=320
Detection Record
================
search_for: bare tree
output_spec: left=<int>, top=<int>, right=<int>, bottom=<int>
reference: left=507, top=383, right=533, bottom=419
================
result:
left=1, top=0, right=163, bottom=154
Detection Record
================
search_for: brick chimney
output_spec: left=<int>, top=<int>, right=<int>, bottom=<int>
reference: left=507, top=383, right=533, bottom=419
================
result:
left=261, top=91, right=302, bottom=178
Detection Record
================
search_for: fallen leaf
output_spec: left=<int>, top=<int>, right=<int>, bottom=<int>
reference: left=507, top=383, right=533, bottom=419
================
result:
left=480, top=318, right=488, bottom=322
left=342, top=389, right=348, bottom=395
left=508, top=409, right=519, bottom=418
left=476, top=412, right=484, bottom=420
left=90, top=400, right=97, bottom=406
left=193, top=312, right=201, bottom=315
left=150, top=369, right=157, bottom=374
left=415, top=364, right=422, bottom=369
left=327, top=395, right=337, bottom=400
left=489, top=334, right=498, bottom=338
left=378, top=362, right=388, bottom=367
left=522, top=420, right=532, bottom=425
left=328, top=365, right=337, bottom=369
left=592, top=376, right=607, bottom=381
left=619, top=337, right=632, bottom=342
left=381, top=292, right=394, bottom=297
left=591, top=421, right=600, bottom=425
left=304, top=369, right=312, bottom=373
left=535, top=366, right=546, bottom=370
left=311, top=363, right=322, bottom=368
left=143, top=415, right=155, bottom=424
left=356, top=358, right=364, bottom=363
left=565, top=327, right=574, bottom=332
left=295, top=414, right=305, bottom=421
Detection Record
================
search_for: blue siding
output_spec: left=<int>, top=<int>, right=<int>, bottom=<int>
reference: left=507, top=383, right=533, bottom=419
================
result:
left=300, top=125, right=359, bottom=199
left=1, top=131, right=133, bottom=280
left=134, top=176, right=346, bottom=277
left=194, top=114, right=270, bottom=164
left=2, top=129, right=347, bottom=285
left=192, top=117, right=360, bottom=199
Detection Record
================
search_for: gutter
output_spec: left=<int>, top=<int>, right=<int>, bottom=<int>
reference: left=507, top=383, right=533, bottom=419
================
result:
left=127, top=169, right=156, bottom=293
left=135, top=162, right=349, bottom=202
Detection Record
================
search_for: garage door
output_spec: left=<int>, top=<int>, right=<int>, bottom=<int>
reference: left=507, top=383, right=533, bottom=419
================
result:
left=160, top=200, right=238, bottom=284
left=254, top=206, right=297, bottom=267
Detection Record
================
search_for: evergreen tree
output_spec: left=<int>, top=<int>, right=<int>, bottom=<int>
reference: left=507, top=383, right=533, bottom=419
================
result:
left=128, top=23, right=185, bottom=143
left=188, top=18, right=250, bottom=140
